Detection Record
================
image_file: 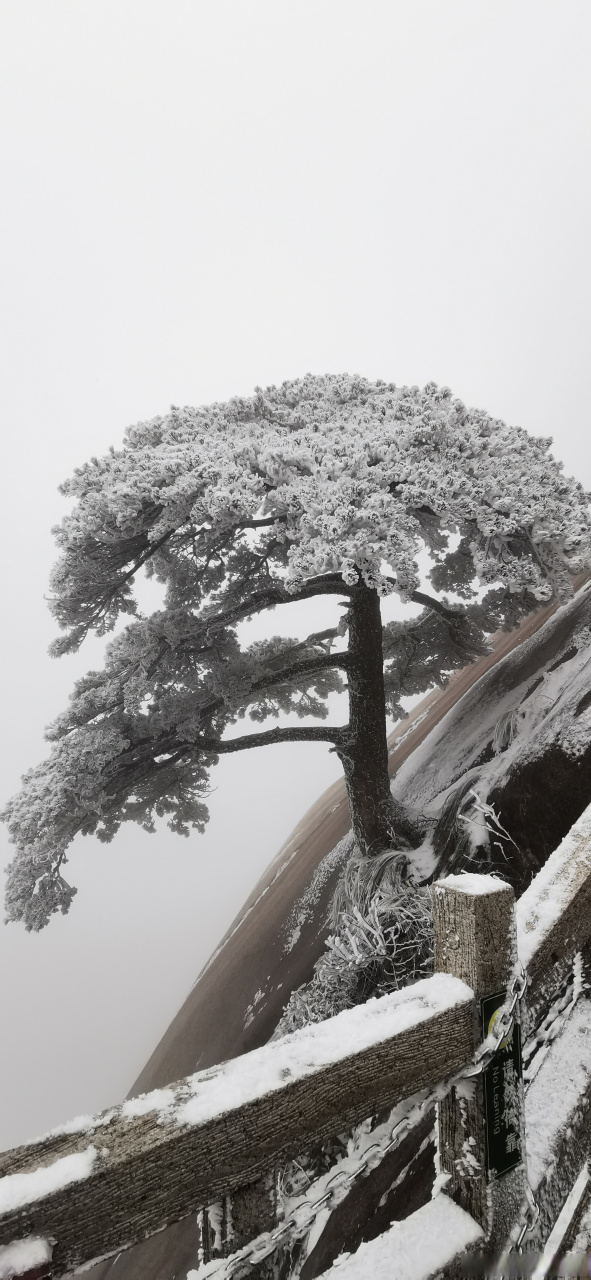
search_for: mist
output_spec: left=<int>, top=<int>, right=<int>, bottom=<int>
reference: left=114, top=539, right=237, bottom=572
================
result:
left=1, top=0, right=590, bottom=1151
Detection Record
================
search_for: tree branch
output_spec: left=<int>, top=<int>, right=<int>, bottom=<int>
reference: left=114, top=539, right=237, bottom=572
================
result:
left=410, top=589, right=463, bottom=620
left=236, top=516, right=288, bottom=529
left=194, top=575, right=351, bottom=642
left=247, top=650, right=349, bottom=690
left=169, top=650, right=349, bottom=737
left=49, top=526, right=174, bottom=639
left=378, top=577, right=462, bottom=621
left=198, top=724, right=348, bottom=753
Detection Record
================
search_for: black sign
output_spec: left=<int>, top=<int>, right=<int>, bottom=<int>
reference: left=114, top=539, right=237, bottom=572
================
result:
left=481, top=990, right=523, bottom=1178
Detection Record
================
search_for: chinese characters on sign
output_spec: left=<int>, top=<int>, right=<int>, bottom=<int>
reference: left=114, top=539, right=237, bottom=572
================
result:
left=481, top=990, right=523, bottom=1177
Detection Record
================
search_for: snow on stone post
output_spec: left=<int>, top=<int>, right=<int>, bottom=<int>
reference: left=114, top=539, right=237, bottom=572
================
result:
left=198, top=1176, right=277, bottom=1266
left=432, top=873, right=527, bottom=1247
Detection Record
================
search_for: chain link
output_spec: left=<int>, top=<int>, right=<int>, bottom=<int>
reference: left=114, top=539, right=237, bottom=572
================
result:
left=515, top=1190, right=540, bottom=1250
left=464, top=963, right=527, bottom=1080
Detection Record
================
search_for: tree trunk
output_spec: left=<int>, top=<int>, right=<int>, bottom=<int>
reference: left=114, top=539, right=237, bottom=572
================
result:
left=340, top=583, right=405, bottom=855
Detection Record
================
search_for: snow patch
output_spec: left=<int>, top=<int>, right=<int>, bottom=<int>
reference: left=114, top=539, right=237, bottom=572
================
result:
left=316, top=1192, right=483, bottom=1278
left=121, top=1089, right=175, bottom=1120
left=170, top=973, right=473, bottom=1130
left=407, top=836, right=438, bottom=883
left=531, top=1161, right=590, bottom=1279
left=517, top=800, right=591, bottom=968
left=438, top=871, right=509, bottom=896
left=0, top=1238, right=52, bottom=1280
left=0, top=1147, right=97, bottom=1215
left=44, top=1110, right=116, bottom=1139
left=206, top=1202, right=223, bottom=1253
left=282, top=833, right=353, bottom=955
left=243, top=988, right=266, bottom=1029
left=392, top=592, right=591, bottom=833
left=284, top=923, right=302, bottom=952
left=525, top=997, right=591, bottom=1191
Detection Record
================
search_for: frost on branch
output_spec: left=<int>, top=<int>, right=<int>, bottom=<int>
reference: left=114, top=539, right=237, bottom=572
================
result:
left=382, top=607, right=491, bottom=719
left=47, top=376, right=589, bottom=643
left=3, top=375, right=591, bottom=928
left=2, top=618, right=343, bottom=930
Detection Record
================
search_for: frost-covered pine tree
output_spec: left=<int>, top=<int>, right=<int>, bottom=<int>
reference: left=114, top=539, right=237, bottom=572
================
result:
left=3, top=375, right=591, bottom=932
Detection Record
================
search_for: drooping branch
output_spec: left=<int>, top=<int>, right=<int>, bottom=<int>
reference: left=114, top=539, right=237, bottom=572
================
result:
left=23, top=721, right=347, bottom=911
left=49, top=526, right=174, bottom=638
left=53, top=482, right=354, bottom=651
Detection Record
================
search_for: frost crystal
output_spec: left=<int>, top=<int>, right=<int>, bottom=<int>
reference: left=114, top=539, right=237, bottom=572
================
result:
left=3, top=376, right=590, bottom=927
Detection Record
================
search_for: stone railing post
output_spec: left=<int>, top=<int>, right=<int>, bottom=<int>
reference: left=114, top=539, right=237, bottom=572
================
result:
left=432, top=873, right=527, bottom=1249
left=199, top=1175, right=277, bottom=1267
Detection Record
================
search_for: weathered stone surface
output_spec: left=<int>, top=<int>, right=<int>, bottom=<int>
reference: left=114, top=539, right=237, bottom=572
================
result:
left=0, top=980, right=474, bottom=1277
left=7, top=804, right=591, bottom=1277
left=525, top=997, right=591, bottom=1247
left=433, top=878, right=527, bottom=1244
left=517, top=805, right=591, bottom=1036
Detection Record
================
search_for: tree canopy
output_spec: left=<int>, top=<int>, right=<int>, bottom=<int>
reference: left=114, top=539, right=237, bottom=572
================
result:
left=3, top=374, right=590, bottom=930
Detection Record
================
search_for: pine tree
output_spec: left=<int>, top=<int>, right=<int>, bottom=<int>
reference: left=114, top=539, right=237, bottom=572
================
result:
left=3, top=375, right=590, bottom=930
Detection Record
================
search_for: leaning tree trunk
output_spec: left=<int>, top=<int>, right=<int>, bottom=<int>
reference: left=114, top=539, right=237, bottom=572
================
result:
left=341, top=582, right=409, bottom=855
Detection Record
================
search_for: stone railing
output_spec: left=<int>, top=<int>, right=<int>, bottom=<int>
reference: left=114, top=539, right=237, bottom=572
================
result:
left=2, top=803, right=591, bottom=1279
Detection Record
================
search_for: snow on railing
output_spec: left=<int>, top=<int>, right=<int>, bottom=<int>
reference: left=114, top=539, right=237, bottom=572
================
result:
left=517, top=801, right=591, bottom=1032
left=0, top=972, right=474, bottom=1278
left=3, top=801, right=591, bottom=1278
left=0, top=1238, right=51, bottom=1280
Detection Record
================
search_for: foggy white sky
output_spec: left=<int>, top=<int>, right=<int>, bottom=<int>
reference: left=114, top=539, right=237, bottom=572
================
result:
left=1, top=1, right=590, bottom=1152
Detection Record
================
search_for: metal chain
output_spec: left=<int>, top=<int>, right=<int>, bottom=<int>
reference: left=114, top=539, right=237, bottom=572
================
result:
left=463, top=963, right=527, bottom=1080
left=515, top=1183, right=541, bottom=1250
left=196, top=966, right=530, bottom=1279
